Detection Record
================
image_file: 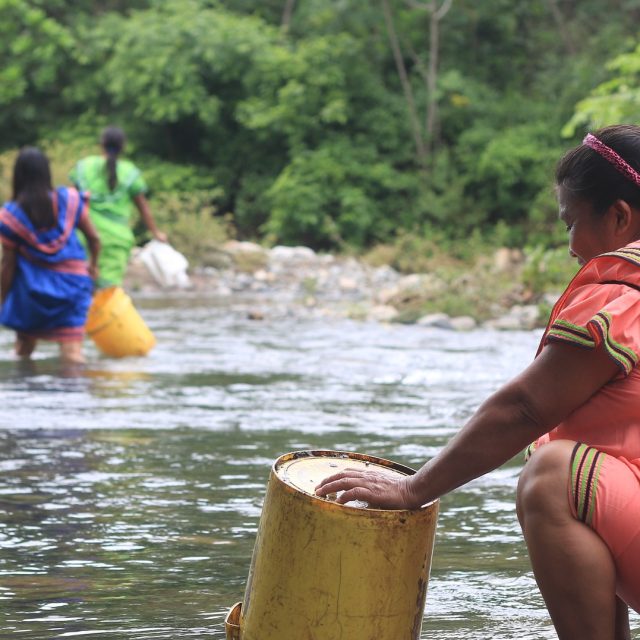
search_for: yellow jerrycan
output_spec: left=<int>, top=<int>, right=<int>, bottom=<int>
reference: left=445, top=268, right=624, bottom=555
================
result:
left=226, top=450, right=439, bottom=640
left=85, top=286, right=156, bottom=358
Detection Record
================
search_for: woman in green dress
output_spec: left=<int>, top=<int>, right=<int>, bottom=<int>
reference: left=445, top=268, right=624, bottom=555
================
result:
left=70, top=126, right=167, bottom=289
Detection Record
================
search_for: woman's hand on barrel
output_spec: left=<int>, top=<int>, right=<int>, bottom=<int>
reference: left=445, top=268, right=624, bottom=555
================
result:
left=315, top=469, right=421, bottom=509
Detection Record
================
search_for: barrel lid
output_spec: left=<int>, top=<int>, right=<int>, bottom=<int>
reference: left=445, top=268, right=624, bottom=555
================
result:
left=275, top=451, right=411, bottom=504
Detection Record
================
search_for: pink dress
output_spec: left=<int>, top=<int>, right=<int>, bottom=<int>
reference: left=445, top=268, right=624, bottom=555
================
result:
left=535, top=240, right=640, bottom=467
left=532, top=240, right=640, bottom=611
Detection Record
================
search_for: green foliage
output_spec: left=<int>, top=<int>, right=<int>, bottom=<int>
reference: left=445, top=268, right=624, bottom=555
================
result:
left=525, top=185, right=565, bottom=247
left=459, top=123, right=563, bottom=237
left=76, top=2, right=257, bottom=125
left=141, top=159, right=217, bottom=196
left=1, top=0, right=640, bottom=255
left=521, top=245, right=579, bottom=296
left=0, top=0, right=74, bottom=143
left=237, top=32, right=357, bottom=142
left=409, top=270, right=516, bottom=322
left=154, top=204, right=232, bottom=265
left=362, top=225, right=496, bottom=275
left=265, top=140, right=416, bottom=248
left=364, top=228, right=530, bottom=323
left=563, top=41, right=640, bottom=135
left=130, top=160, right=229, bottom=254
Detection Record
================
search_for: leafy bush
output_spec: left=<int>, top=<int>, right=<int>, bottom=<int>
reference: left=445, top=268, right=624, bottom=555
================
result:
left=563, top=42, right=640, bottom=136
left=1, top=0, right=637, bottom=256
left=133, top=162, right=231, bottom=257
left=460, top=123, right=562, bottom=232
left=0, top=1, right=75, bottom=145
left=152, top=201, right=232, bottom=265
left=265, top=139, right=418, bottom=248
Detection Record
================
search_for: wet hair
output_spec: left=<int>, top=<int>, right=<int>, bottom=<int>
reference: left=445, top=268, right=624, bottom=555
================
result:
left=12, top=147, right=54, bottom=229
left=101, top=126, right=126, bottom=191
left=556, top=124, right=640, bottom=214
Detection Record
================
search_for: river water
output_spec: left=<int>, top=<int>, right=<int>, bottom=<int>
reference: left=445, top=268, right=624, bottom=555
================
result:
left=0, top=293, right=637, bottom=639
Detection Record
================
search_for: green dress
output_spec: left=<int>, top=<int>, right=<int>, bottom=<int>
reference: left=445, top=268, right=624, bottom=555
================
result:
left=70, top=155, right=147, bottom=288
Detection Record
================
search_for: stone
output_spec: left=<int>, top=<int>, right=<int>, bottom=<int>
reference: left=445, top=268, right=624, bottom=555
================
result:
left=450, top=316, right=477, bottom=331
left=367, top=305, right=399, bottom=322
left=269, top=245, right=317, bottom=261
left=338, top=277, right=358, bottom=291
left=417, top=313, right=452, bottom=329
left=486, top=304, right=540, bottom=330
left=223, top=240, right=265, bottom=254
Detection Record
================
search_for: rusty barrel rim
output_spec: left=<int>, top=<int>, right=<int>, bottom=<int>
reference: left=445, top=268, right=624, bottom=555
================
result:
left=272, top=449, right=436, bottom=513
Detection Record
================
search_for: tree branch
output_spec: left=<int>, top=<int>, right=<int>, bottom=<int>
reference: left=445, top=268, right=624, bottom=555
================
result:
left=425, top=0, right=439, bottom=153
left=546, top=0, right=576, bottom=55
left=381, top=0, right=428, bottom=167
left=405, top=0, right=452, bottom=17
left=435, top=0, right=453, bottom=21
left=281, top=0, right=296, bottom=31
left=405, top=39, right=430, bottom=86
left=404, top=0, right=452, bottom=155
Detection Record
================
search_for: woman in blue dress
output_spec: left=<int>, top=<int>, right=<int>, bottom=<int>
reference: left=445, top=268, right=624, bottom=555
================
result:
left=0, top=147, right=101, bottom=364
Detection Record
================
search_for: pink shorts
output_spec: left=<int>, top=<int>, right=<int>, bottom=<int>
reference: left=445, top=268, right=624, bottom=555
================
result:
left=570, top=443, right=640, bottom=612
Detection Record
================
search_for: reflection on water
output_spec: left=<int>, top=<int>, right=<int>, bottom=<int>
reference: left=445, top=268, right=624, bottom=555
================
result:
left=0, top=295, right=637, bottom=639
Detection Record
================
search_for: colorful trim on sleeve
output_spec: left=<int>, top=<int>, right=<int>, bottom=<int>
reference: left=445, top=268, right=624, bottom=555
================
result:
left=570, top=443, right=605, bottom=527
left=588, top=311, right=638, bottom=375
left=546, top=313, right=638, bottom=376
left=545, top=318, right=595, bottom=348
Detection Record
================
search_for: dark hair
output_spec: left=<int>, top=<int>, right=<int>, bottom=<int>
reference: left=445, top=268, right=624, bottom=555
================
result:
left=12, top=147, right=54, bottom=229
left=101, top=126, right=126, bottom=191
left=556, top=124, right=640, bottom=214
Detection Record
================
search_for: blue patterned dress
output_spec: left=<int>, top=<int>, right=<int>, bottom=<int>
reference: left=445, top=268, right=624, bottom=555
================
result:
left=0, top=187, right=93, bottom=341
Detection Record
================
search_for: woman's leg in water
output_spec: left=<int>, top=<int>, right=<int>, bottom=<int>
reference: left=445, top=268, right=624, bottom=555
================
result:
left=516, top=440, right=630, bottom=640
left=15, top=332, right=36, bottom=358
left=59, top=339, right=85, bottom=364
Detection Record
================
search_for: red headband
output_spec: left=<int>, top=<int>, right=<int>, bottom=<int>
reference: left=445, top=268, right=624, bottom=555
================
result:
left=583, top=133, right=640, bottom=187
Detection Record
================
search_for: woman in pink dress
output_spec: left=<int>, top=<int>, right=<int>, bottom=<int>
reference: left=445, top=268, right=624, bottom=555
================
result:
left=317, top=125, right=640, bottom=640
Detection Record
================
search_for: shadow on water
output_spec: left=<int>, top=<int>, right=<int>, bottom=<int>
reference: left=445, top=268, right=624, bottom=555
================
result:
left=0, top=299, right=638, bottom=639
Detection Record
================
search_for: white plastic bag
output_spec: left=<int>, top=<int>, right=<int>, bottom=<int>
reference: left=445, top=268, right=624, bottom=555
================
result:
left=139, top=240, right=191, bottom=289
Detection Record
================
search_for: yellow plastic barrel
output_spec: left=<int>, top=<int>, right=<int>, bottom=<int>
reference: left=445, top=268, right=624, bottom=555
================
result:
left=228, top=450, right=439, bottom=640
left=85, top=286, right=156, bottom=358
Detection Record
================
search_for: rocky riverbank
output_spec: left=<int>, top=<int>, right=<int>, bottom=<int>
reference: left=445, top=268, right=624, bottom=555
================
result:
left=125, top=241, right=557, bottom=331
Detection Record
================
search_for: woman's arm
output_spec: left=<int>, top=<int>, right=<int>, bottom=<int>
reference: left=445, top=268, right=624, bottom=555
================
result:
left=133, top=193, right=167, bottom=242
left=1, top=245, right=17, bottom=304
left=316, top=341, right=620, bottom=509
left=77, top=215, right=101, bottom=281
